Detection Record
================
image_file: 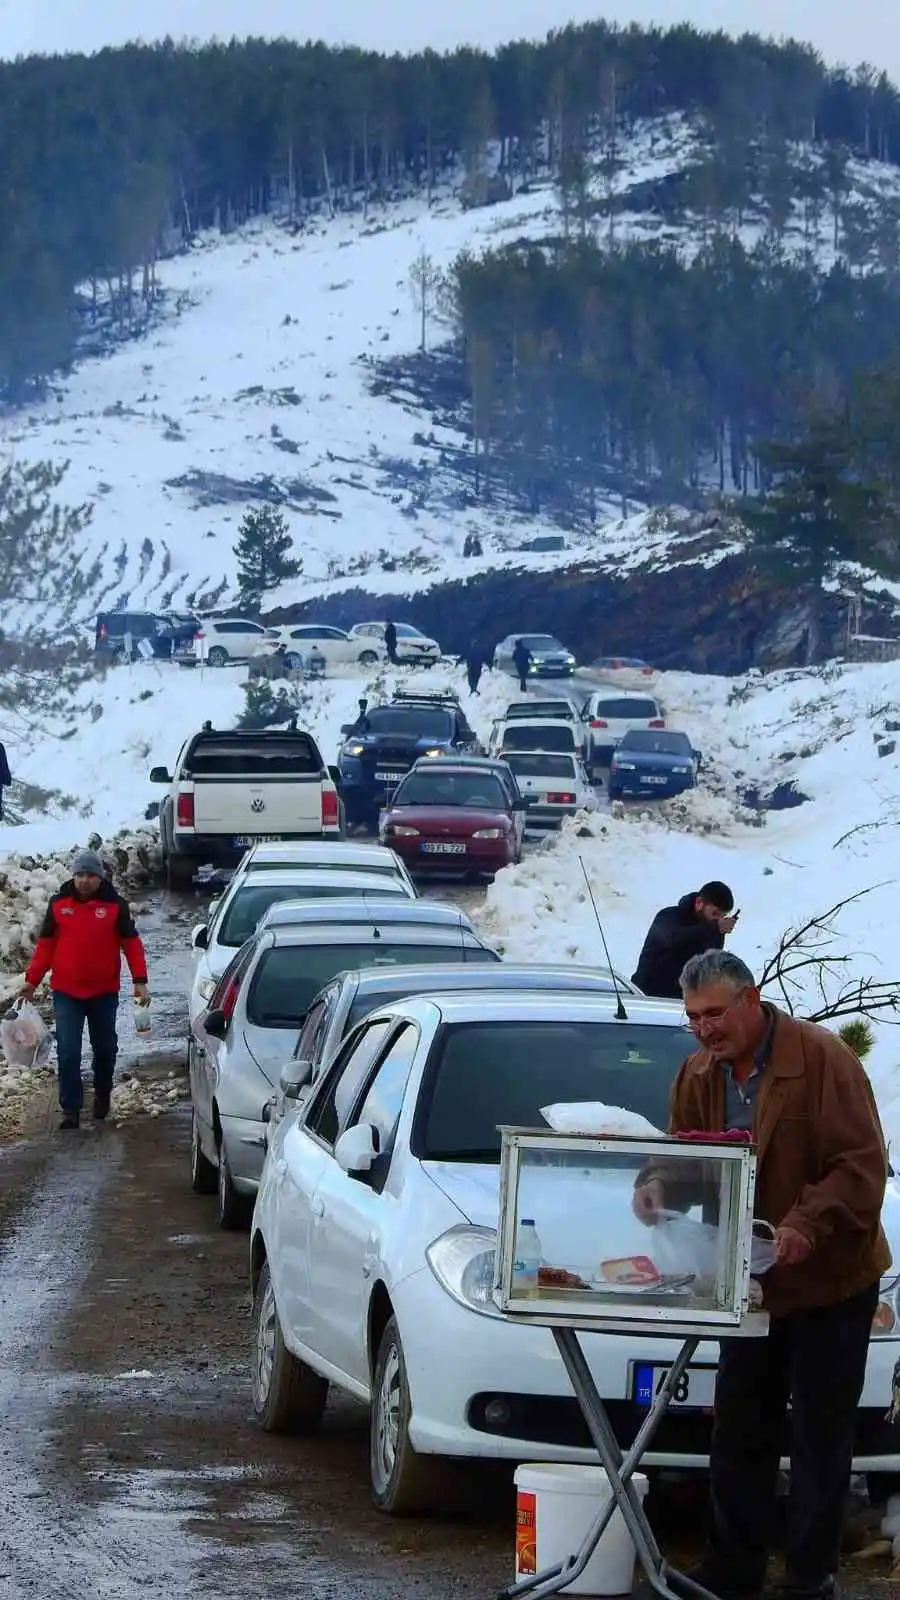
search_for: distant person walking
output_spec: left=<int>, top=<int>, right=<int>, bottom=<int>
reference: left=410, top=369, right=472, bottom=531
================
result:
left=20, top=849, right=149, bottom=1130
left=466, top=645, right=485, bottom=696
left=384, top=620, right=398, bottom=665
left=512, top=638, right=532, bottom=693
left=0, top=741, right=10, bottom=820
left=632, top=881, right=737, bottom=999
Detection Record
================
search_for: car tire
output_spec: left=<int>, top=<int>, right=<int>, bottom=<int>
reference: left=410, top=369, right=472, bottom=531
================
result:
left=358, top=650, right=379, bottom=666
left=370, top=1315, right=451, bottom=1516
left=216, top=1143, right=252, bottom=1231
left=252, top=1260, right=329, bottom=1434
left=338, top=800, right=347, bottom=838
left=165, top=852, right=195, bottom=892
left=207, top=646, right=228, bottom=668
left=190, top=1107, right=217, bottom=1195
left=866, top=1472, right=900, bottom=1507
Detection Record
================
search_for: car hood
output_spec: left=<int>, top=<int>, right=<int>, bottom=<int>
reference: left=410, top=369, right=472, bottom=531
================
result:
left=386, top=805, right=511, bottom=831
left=613, top=750, right=692, bottom=770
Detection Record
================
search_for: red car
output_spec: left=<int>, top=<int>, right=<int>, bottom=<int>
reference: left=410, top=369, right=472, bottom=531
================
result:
left=379, top=758, right=529, bottom=877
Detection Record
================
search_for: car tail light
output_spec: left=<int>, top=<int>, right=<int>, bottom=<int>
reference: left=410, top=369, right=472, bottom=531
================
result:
left=590, top=718, right=608, bottom=729
left=98, top=622, right=108, bottom=640
left=548, top=792, right=576, bottom=804
left=321, top=788, right=339, bottom=828
left=220, top=973, right=242, bottom=1022
left=194, top=631, right=204, bottom=641
left=641, top=667, right=654, bottom=675
left=649, top=719, right=665, bottom=729
left=176, top=792, right=195, bottom=827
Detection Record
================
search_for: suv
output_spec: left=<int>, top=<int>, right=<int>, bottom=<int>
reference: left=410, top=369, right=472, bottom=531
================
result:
left=579, top=689, right=666, bottom=767
left=193, top=618, right=270, bottom=666
left=337, top=690, right=481, bottom=830
left=150, top=721, right=343, bottom=888
left=95, top=610, right=200, bottom=660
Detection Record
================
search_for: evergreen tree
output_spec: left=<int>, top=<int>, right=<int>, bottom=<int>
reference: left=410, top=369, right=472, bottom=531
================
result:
left=234, top=507, right=302, bottom=603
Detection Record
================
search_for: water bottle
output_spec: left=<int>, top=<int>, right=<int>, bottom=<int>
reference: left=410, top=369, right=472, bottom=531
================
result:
left=513, top=1218, right=541, bottom=1297
left=134, top=998, right=151, bottom=1036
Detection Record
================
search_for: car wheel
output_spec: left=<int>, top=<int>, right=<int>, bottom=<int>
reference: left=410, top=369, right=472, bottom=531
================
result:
left=207, top=646, right=227, bottom=668
left=284, top=652, right=303, bottom=672
left=165, top=852, right=195, bottom=892
left=252, top=1260, right=328, bottom=1433
left=370, top=1315, right=449, bottom=1515
left=866, top=1472, right=900, bottom=1507
left=338, top=799, right=347, bottom=838
left=358, top=650, right=379, bottom=666
left=216, top=1142, right=252, bottom=1231
left=190, top=1107, right=217, bottom=1195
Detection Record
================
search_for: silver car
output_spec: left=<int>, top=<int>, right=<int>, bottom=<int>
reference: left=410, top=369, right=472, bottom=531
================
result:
left=189, top=920, right=498, bottom=1228
left=493, top=634, right=577, bottom=678
left=256, top=895, right=479, bottom=936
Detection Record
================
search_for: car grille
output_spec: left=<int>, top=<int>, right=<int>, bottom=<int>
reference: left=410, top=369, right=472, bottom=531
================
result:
left=364, top=745, right=417, bottom=767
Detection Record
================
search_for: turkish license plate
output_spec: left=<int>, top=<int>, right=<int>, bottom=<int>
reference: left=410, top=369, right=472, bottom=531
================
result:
left=421, top=841, right=466, bottom=855
left=232, top=833, right=285, bottom=846
left=644, top=775, right=669, bottom=785
left=632, top=1362, right=717, bottom=1410
left=375, top=770, right=406, bottom=782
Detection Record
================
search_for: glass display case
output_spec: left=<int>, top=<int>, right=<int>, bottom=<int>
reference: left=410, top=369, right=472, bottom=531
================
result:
left=493, top=1128, right=761, bottom=1332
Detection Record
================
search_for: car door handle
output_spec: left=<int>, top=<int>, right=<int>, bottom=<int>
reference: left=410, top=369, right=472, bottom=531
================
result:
left=311, top=1197, right=325, bottom=1219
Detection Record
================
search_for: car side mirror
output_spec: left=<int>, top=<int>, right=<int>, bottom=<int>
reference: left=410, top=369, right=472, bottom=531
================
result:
left=513, top=796, right=531, bottom=810
left=334, top=1123, right=378, bottom=1176
left=204, top=1008, right=227, bottom=1040
left=149, top=766, right=171, bottom=784
left=191, top=923, right=209, bottom=950
left=340, top=723, right=353, bottom=735
left=693, top=750, right=703, bottom=769
left=280, top=1058, right=313, bottom=1099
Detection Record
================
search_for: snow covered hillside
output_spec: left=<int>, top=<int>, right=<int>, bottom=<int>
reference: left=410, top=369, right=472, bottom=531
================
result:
left=7, top=111, right=900, bottom=629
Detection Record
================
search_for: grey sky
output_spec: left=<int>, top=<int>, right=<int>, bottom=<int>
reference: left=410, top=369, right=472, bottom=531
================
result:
left=1, top=0, right=896, bottom=81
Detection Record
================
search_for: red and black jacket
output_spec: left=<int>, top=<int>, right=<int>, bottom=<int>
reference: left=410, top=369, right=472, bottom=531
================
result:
left=25, top=879, right=148, bottom=999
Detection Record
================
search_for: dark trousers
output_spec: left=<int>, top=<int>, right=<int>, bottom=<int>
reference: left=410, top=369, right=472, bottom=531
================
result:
left=709, top=1281, right=879, bottom=1588
left=53, top=992, right=119, bottom=1114
left=517, top=671, right=528, bottom=691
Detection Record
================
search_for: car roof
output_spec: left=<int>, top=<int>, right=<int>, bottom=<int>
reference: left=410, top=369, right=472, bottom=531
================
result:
left=242, top=841, right=403, bottom=869
left=270, top=925, right=489, bottom=950
left=330, top=961, right=638, bottom=999
left=365, top=991, right=686, bottom=1027
left=500, top=716, right=576, bottom=730
left=259, top=896, right=475, bottom=931
left=409, top=756, right=509, bottom=773
left=505, top=701, right=574, bottom=718
left=228, top=868, right=398, bottom=890
left=587, top=686, right=660, bottom=702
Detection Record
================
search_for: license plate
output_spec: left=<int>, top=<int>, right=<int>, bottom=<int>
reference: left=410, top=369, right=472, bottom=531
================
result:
left=232, top=833, right=286, bottom=846
left=375, top=770, right=406, bottom=782
left=632, top=1362, right=717, bottom=1410
left=644, top=775, right=669, bottom=785
left=421, top=841, right=466, bottom=854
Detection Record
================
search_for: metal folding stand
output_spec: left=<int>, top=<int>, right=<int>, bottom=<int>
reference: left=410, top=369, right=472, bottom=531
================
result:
left=497, top=1325, right=720, bottom=1600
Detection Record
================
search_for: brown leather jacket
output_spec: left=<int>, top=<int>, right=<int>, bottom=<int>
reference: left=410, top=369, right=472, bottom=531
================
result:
left=666, top=1008, right=891, bottom=1317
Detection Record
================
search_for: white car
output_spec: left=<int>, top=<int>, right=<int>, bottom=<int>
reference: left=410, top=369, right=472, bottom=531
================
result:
left=189, top=868, right=415, bottom=1021
left=262, top=624, right=385, bottom=672
left=489, top=717, right=584, bottom=762
left=192, top=617, right=271, bottom=666
left=579, top=688, right=666, bottom=766
left=493, top=634, right=576, bottom=677
left=250, top=990, right=900, bottom=1514
left=349, top=622, right=441, bottom=667
left=232, top=840, right=416, bottom=896
left=501, top=750, right=598, bottom=828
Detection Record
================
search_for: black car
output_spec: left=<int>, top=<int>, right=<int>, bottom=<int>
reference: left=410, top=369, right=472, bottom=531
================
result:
left=337, top=690, right=481, bottom=830
left=608, top=729, right=701, bottom=799
left=95, top=610, right=199, bottom=660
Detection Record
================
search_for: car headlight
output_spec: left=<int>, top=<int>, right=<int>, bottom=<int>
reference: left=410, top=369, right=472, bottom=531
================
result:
left=872, top=1275, right=900, bottom=1336
left=426, top=1225, right=503, bottom=1318
left=565, top=655, right=575, bottom=664
left=673, top=766, right=691, bottom=775
left=389, top=824, right=420, bottom=837
left=421, top=747, right=443, bottom=758
left=198, top=977, right=217, bottom=1002
left=343, top=742, right=365, bottom=757
left=614, top=761, right=636, bottom=771
left=472, top=827, right=504, bottom=839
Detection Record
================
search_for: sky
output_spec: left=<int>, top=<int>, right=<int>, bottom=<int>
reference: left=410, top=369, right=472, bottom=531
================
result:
left=0, top=0, right=897, bottom=82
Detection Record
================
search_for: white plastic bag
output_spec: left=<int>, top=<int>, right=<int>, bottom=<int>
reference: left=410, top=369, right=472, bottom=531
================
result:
left=541, top=1101, right=663, bottom=1138
left=0, top=999, right=51, bottom=1070
left=134, top=997, right=151, bottom=1036
left=653, top=1210, right=777, bottom=1278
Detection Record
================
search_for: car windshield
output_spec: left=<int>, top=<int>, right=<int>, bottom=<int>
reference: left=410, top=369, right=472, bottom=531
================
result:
left=188, top=735, right=319, bottom=775
left=247, top=942, right=499, bottom=1026
left=394, top=771, right=508, bottom=808
left=394, top=624, right=426, bottom=638
left=520, top=636, right=564, bottom=651
left=218, top=883, right=381, bottom=947
left=361, top=708, right=452, bottom=738
left=505, top=753, right=577, bottom=780
left=592, top=699, right=659, bottom=720
left=620, top=731, right=691, bottom=756
left=501, top=725, right=575, bottom=752
left=417, top=1021, right=694, bottom=1160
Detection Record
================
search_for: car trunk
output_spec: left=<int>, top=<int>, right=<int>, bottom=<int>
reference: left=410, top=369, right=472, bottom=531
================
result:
left=395, top=806, right=509, bottom=857
left=188, top=736, right=324, bottom=837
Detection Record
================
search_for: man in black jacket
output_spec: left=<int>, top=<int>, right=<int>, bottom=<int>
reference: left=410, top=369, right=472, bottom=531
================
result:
left=632, top=881, right=737, bottom=998
left=0, top=742, right=9, bottom=820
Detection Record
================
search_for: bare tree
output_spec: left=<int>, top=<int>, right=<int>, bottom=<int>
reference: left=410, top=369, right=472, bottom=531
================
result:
left=408, top=247, right=443, bottom=353
left=759, top=887, right=900, bottom=1026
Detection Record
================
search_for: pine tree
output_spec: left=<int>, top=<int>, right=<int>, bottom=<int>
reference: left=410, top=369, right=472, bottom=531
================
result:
left=234, top=506, right=302, bottom=603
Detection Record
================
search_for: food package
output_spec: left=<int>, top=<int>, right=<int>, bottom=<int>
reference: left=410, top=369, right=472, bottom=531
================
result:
left=599, top=1255, right=661, bottom=1287
left=0, top=1000, right=50, bottom=1069
left=540, top=1102, right=663, bottom=1137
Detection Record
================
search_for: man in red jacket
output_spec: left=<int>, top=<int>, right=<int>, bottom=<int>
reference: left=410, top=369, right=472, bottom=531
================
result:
left=21, top=849, right=149, bottom=1129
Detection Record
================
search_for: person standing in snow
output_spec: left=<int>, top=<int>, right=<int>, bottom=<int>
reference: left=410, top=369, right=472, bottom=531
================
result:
left=20, top=849, right=149, bottom=1130
left=512, top=638, right=532, bottom=693
left=466, top=645, right=484, bottom=696
left=634, top=949, right=889, bottom=1600
left=0, top=741, right=10, bottom=819
left=384, top=620, right=398, bottom=665
left=632, top=881, right=737, bottom=998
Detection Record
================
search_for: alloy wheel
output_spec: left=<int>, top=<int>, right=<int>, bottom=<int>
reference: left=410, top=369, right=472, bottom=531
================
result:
left=372, top=1342, right=401, bottom=1494
left=254, top=1277, right=277, bottom=1411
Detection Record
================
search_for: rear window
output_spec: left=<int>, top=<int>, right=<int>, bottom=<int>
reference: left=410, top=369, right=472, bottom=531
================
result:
left=188, top=735, right=320, bottom=775
left=247, top=942, right=499, bottom=1026
left=592, top=699, right=658, bottom=719
left=501, top=725, right=576, bottom=752
left=219, top=883, right=376, bottom=947
left=505, top=753, right=577, bottom=779
left=363, top=708, right=453, bottom=738
left=416, top=1021, right=694, bottom=1160
left=620, top=731, right=691, bottom=756
left=505, top=702, right=572, bottom=721
left=245, top=860, right=397, bottom=877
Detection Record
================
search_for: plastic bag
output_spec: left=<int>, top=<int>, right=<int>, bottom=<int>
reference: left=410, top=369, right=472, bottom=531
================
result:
left=0, top=999, right=51, bottom=1070
left=541, top=1101, right=663, bottom=1138
left=653, top=1210, right=777, bottom=1279
left=134, top=997, right=151, bottom=1036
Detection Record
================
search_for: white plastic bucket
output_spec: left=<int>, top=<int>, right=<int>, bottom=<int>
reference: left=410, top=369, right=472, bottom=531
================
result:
left=514, top=1463, right=648, bottom=1597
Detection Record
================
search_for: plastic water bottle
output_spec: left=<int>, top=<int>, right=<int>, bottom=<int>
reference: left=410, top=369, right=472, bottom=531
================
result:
left=513, top=1219, right=541, bottom=1297
left=134, top=998, right=151, bottom=1036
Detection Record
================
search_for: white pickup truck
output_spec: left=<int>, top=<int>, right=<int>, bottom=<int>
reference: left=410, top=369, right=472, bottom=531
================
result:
left=150, top=721, right=344, bottom=889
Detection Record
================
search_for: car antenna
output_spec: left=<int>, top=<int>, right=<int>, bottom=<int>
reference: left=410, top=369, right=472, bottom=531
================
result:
left=578, top=854, right=628, bottom=1021
left=363, top=892, right=381, bottom=940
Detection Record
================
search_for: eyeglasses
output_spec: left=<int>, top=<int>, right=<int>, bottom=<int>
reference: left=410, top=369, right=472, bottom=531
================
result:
left=683, top=988, right=749, bottom=1033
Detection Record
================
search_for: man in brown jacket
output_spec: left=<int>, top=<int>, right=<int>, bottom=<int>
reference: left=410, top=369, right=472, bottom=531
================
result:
left=633, top=948, right=890, bottom=1600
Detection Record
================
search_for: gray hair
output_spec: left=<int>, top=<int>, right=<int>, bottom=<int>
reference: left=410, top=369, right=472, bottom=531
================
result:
left=680, top=949, right=757, bottom=994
